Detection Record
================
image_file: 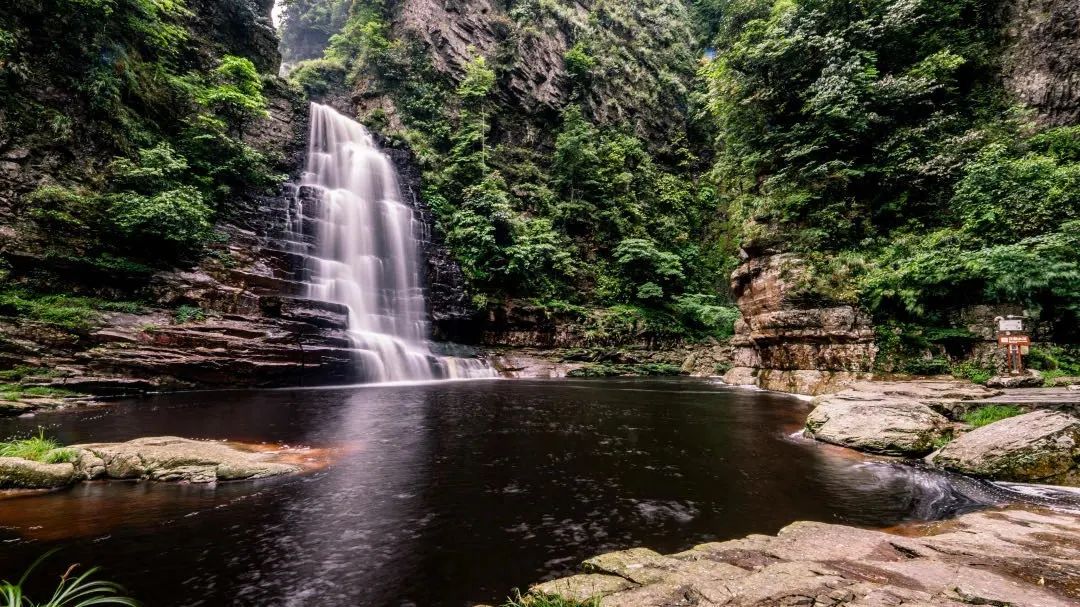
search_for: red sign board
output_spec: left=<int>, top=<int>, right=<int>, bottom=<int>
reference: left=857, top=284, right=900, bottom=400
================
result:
left=998, top=335, right=1031, bottom=346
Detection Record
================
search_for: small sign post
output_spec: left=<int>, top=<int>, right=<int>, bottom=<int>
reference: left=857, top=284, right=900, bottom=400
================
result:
left=995, top=316, right=1028, bottom=374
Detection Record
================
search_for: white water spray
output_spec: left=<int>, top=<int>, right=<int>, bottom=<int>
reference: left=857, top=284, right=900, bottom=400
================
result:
left=292, top=103, right=492, bottom=382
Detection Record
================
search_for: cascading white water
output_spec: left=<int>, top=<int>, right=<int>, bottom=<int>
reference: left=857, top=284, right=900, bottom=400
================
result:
left=293, top=103, right=492, bottom=382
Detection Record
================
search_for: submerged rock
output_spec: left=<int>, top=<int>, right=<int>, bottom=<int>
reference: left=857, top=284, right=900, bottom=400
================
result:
left=70, top=437, right=300, bottom=483
left=931, top=410, right=1080, bottom=485
left=0, top=457, right=75, bottom=488
left=526, top=508, right=1080, bottom=606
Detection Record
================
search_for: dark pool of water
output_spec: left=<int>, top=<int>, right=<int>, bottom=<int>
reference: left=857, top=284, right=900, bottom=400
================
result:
left=0, top=378, right=992, bottom=606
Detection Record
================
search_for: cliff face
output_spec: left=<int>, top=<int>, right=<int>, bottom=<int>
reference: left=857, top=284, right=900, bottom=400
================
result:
left=723, top=255, right=876, bottom=395
left=725, top=0, right=1080, bottom=395
left=353, top=0, right=697, bottom=142
left=1004, top=0, right=1080, bottom=126
left=0, top=0, right=364, bottom=395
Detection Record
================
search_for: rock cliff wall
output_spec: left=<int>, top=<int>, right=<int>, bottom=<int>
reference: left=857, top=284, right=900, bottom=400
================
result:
left=722, top=255, right=876, bottom=395
left=1004, top=0, right=1080, bottom=126
left=0, top=0, right=364, bottom=396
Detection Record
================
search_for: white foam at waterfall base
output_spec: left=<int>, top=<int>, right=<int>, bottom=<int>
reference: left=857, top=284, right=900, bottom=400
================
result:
left=291, top=103, right=494, bottom=382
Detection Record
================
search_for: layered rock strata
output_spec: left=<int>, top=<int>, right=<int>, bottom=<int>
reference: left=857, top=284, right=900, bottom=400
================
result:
left=723, top=254, right=876, bottom=395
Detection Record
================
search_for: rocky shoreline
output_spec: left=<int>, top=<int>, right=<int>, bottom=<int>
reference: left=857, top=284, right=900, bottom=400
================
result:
left=509, top=379, right=1080, bottom=606
left=522, top=506, right=1080, bottom=606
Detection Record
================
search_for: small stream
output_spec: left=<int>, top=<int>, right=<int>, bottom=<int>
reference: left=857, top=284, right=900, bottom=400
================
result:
left=0, top=378, right=1041, bottom=606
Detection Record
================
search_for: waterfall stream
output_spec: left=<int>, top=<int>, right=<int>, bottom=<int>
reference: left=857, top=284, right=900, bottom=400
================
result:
left=290, top=103, right=492, bottom=382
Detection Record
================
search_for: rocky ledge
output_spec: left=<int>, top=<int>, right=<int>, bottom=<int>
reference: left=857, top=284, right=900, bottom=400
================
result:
left=0, top=437, right=301, bottom=488
left=525, top=507, right=1080, bottom=606
left=804, top=381, right=1000, bottom=456
left=804, top=380, right=1080, bottom=486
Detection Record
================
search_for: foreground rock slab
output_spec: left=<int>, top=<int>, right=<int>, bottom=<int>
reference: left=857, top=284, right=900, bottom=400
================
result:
left=932, top=410, right=1080, bottom=486
left=70, top=437, right=301, bottom=483
left=529, top=508, right=1080, bottom=606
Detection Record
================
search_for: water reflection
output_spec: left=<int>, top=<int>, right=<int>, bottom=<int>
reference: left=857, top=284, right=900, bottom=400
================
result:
left=0, top=379, right=1007, bottom=606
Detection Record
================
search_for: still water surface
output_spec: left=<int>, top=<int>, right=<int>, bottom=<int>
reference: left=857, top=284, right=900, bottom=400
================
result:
left=0, top=378, right=992, bottom=606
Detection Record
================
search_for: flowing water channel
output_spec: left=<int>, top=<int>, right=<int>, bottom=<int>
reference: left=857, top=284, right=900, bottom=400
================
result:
left=289, top=103, right=491, bottom=381
left=0, top=378, right=1023, bottom=606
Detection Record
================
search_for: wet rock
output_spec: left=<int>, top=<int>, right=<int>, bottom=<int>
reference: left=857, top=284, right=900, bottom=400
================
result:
left=70, top=437, right=300, bottom=483
left=530, top=574, right=635, bottom=602
left=805, top=394, right=950, bottom=456
left=529, top=508, right=1080, bottom=607
left=0, top=457, right=75, bottom=488
left=987, top=370, right=1044, bottom=389
left=931, top=410, right=1080, bottom=485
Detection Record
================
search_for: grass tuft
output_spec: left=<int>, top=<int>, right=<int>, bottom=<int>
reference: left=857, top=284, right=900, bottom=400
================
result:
left=961, top=405, right=1024, bottom=428
left=0, top=430, right=69, bottom=463
left=502, top=590, right=599, bottom=607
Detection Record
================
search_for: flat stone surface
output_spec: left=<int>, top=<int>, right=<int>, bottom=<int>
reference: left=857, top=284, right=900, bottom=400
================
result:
left=527, top=508, right=1080, bottom=606
left=530, top=574, right=635, bottom=602
left=931, top=410, right=1080, bottom=485
left=70, top=436, right=301, bottom=483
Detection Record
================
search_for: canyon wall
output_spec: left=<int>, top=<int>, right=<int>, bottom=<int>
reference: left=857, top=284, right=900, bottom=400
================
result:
left=0, top=0, right=362, bottom=394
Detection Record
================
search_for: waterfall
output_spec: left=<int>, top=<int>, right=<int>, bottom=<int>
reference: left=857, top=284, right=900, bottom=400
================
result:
left=290, top=103, right=493, bottom=382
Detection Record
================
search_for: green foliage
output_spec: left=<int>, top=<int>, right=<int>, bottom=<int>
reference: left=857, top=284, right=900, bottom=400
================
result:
left=563, top=42, right=596, bottom=89
left=567, top=363, right=684, bottom=377
left=962, top=405, right=1023, bottom=428
left=951, top=361, right=993, bottom=385
left=109, top=187, right=213, bottom=251
left=0, top=430, right=67, bottom=462
left=0, top=290, right=142, bottom=331
left=24, top=186, right=99, bottom=232
left=0, top=549, right=138, bottom=606
left=702, top=0, right=1079, bottom=339
left=194, top=56, right=268, bottom=134
left=173, top=305, right=206, bottom=324
left=1026, top=345, right=1080, bottom=385
left=671, top=294, right=739, bottom=338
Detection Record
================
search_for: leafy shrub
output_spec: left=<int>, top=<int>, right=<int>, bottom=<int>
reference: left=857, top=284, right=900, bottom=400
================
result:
left=671, top=294, right=739, bottom=338
left=951, top=361, right=993, bottom=385
left=567, top=363, right=684, bottom=378
left=109, top=187, right=213, bottom=250
left=173, top=305, right=206, bottom=324
left=24, top=186, right=100, bottom=232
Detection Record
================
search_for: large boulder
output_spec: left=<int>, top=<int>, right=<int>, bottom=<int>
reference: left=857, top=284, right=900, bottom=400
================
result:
left=931, top=410, right=1080, bottom=485
left=0, top=457, right=75, bottom=488
left=70, top=436, right=300, bottom=483
left=805, top=398, right=950, bottom=455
